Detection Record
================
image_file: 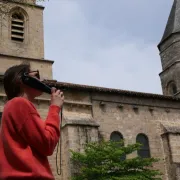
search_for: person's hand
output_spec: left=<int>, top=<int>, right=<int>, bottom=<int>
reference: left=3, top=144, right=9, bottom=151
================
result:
left=50, top=87, right=64, bottom=107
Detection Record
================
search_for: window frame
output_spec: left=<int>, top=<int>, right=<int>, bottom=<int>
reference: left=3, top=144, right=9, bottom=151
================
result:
left=9, top=7, right=28, bottom=44
left=11, top=11, right=25, bottom=42
left=136, top=133, right=151, bottom=158
left=110, top=131, right=124, bottom=142
left=167, top=81, right=177, bottom=95
left=110, top=131, right=126, bottom=161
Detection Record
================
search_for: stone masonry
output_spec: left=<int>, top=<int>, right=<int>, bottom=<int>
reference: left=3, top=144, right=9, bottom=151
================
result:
left=0, top=1, right=53, bottom=79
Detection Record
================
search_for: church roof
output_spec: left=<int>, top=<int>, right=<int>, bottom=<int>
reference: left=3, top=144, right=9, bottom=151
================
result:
left=158, top=0, right=180, bottom=47
left=46, top=80, right=180, bottom=101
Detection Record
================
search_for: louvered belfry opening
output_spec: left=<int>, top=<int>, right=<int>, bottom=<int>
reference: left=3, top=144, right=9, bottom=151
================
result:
left=11, top=12, right=24, bottom=42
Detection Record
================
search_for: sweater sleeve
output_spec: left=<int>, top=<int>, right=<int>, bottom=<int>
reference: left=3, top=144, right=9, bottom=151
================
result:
left=11, top=98, right=61, bottom=156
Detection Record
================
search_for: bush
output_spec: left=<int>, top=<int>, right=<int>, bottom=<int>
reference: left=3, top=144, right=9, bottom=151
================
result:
left=70, top=140, right=162, bottom=180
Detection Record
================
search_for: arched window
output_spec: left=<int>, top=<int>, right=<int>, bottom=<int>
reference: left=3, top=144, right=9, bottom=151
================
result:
left=110, top=131, right=123, bottom=141
left=11, top=11, right=24, bottom=42
left=167, top=81, right=177, bottom=95
left=110, top=131, right=126, bottom=160
left=136, top=133, right=150, bottom=158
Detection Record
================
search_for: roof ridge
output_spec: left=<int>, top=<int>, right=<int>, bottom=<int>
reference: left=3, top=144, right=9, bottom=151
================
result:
left=45, top=80, right=180, bottom=101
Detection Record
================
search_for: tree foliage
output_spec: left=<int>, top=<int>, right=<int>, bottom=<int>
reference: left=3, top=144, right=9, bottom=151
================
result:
left=70, top=140, right=162, bottom=180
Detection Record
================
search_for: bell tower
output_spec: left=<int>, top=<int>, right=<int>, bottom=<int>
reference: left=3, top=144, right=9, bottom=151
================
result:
left=0, top=0, right=53, bottom=79
left=158, top=0, right=180, bottom=97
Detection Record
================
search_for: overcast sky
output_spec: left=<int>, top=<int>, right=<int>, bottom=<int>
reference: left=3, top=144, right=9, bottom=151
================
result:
left=39, top=0, right=173, bottom=94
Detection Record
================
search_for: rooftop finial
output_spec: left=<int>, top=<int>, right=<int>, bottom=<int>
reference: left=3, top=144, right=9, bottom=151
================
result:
left=158, top=0, right=179, bottom=48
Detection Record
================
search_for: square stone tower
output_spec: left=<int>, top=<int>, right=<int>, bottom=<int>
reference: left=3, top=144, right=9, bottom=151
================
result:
left=0, top=0, right=53, bottom=79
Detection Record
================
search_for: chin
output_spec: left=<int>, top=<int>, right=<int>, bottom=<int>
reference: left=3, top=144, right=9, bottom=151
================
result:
left=30, top=90, right=43, bottom=98
left=35, top=91, right=43, bottom=97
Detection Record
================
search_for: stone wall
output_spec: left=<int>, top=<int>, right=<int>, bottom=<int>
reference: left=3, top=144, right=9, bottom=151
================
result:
left=159, top=34, right=180, bottom=70
left=47, top=88, right=180, bottom=180
left=0, top=54, right=53, bottom=79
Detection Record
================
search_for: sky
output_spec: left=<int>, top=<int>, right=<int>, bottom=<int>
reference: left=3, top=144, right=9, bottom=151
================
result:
left=39, top=0, right=173, bottom=94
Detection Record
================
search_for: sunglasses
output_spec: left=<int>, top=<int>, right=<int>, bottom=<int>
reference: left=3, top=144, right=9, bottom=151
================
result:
left=25, top=70, right=40, bottom=80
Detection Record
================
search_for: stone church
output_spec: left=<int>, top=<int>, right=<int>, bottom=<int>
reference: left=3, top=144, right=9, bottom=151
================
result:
left=0, top=0, right=180, bottom=179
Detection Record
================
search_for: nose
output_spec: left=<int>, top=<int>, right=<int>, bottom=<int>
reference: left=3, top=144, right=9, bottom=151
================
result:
left=40, top=77, right=45, bottom=82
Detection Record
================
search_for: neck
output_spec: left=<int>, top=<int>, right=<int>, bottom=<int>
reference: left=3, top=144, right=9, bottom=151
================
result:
left=22, top=93, right=35, bottom=102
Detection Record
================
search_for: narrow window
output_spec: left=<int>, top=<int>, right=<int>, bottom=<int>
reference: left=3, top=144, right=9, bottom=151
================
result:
left=172, top=83, right=177, bottom=94
left=11, top=12, right=24, bottom=42
left=136, top=133, right=150, bottom=158
left=110, top=131, right=126, bottom=160
left=167, top=81, right=177, bottom=95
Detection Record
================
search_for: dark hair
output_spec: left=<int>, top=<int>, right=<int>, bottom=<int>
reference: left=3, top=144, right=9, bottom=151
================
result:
left=3, top=62, right=30, bottom=100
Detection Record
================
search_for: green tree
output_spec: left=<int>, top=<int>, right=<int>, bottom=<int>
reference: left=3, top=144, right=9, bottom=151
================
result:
left=70, top=140, right=162, bottom=180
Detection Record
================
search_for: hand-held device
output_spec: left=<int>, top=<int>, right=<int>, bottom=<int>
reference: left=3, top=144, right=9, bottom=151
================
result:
left=21, top=73, right=52, bottom=94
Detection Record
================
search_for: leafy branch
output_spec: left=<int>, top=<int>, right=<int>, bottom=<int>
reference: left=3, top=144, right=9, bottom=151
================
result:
left=70, top=140, right=162, bottom=180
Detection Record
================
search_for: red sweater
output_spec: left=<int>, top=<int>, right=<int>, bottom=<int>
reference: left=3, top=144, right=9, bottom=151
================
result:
left=0, top=97, right=61, bottom=180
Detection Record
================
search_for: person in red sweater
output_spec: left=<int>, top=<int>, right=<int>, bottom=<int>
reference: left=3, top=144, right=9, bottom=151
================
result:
left=0, top=63, right=64, bottom=180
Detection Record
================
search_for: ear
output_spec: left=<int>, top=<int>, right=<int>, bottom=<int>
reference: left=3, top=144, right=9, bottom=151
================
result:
left=18, top=74, right=25, bottom=89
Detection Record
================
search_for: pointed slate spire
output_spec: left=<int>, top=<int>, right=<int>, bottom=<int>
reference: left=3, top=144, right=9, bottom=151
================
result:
left=158, top=0, right=180, bottom=48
